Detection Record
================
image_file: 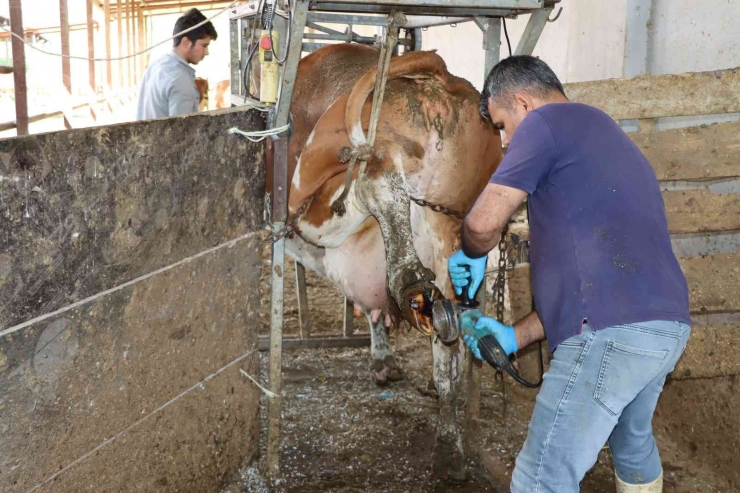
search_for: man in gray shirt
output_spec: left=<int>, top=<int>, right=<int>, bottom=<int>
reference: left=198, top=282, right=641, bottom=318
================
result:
left=136, top=8, right=218, bottom=120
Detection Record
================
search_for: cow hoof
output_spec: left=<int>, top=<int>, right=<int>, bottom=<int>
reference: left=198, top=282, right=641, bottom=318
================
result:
left=372, top=356, right=404, bottom=385
left=433, top=429, right=466, bottom=482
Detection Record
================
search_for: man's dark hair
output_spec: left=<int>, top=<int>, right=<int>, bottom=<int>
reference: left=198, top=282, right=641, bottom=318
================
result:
left=480, top=55, right=566, bottom=121
left=173, top=8, right=218, bottom=47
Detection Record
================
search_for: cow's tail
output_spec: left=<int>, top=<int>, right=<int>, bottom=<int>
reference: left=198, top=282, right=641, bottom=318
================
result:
left=344, top=50, right=448, bottom=149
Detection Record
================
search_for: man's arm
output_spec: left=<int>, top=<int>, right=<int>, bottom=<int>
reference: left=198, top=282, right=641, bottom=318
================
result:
left=462, top=183, right=528, bottom=258
left=513, top=311, right=546, bottom=350
left=168, top=77, right=199, bottom=117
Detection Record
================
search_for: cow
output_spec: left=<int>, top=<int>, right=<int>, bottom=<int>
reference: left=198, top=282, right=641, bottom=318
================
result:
left=214, top=79, right=231, bottom=109
left=194, top=77, right=209, bottom=111
left=283, top=43, right=502, bottom=480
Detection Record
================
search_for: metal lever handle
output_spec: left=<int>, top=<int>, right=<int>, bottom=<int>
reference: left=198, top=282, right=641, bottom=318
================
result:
left=458, top=267, right=479, bottom=309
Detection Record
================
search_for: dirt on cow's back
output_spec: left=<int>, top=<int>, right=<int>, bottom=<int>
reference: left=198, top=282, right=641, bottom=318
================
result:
left=220, top=238, right=730, bottom=493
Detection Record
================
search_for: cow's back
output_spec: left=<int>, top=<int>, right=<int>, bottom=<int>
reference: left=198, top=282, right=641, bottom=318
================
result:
left=288, top=44, right=381, bottom=182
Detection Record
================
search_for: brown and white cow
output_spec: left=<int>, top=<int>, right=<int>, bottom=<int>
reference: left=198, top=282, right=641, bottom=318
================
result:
left=194, top=77, right=209, bottom=111
left=285, top=44, right=501, bottom=480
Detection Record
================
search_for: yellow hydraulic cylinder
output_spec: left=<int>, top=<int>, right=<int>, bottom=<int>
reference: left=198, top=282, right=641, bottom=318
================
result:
left=259, top=30, right=279, bottom=104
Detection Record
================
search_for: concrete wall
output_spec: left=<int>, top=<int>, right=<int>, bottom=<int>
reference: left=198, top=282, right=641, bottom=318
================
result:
left=424, top=0, right=740, bottom=90
left=0, top=108, right=265, bottom=492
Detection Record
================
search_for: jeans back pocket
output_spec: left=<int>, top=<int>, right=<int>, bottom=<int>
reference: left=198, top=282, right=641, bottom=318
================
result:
left=594, top=341, right=668, bottom=416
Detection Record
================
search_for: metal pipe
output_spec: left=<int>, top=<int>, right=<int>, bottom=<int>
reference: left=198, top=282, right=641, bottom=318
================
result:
left=9, top=0, right=28, bottom=136
left=266, top=0, right=310, bottom=480
left=311, top=0, right=543, bottom=7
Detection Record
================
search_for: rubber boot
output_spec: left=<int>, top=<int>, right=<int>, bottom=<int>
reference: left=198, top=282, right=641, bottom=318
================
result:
left=615, top=470, right=663, bottom=492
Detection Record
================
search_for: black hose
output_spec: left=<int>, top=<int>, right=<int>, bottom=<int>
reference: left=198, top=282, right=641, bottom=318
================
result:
left=502, top=18, right=512, bottom=57
left=477, top=335, right=543, bottom=389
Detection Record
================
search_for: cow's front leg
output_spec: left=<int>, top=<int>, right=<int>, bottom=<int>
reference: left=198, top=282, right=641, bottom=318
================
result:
left=432, top=336, right=467, bottom=482
left=355, top=168, right=442, bottom=333
left=365, top=309, right=403, bottom=385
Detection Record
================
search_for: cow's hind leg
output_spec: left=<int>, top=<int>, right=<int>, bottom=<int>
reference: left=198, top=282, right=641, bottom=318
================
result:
left=355, top=167, right=442, bottom=333
left=366, top=309, right=403, bottom=385
left=432, top=337, right=467, bottom=482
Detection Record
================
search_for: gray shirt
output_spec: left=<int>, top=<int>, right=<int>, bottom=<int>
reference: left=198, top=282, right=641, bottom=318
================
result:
left=136, top=51, right=199, bottom=120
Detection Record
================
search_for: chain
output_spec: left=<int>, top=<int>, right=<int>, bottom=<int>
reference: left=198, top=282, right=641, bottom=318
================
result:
left=266, top=197, right=313, bottom=244
left=410, top=196, right=465, bottom=219
left=495, top=224, right=509, bottom=323
left=269, top=195, right=463, bottom=244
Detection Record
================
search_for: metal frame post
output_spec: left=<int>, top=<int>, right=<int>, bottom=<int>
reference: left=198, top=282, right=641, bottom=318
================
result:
left=266, top=0, right=310, bottom=480
left=513, top=7, right=552, bottom=56
left=477, top=16, right=501, bottom=77
left=9, top=0, right=28, bottom=136
left=295, top=261, right=311, bottom=338
left=230, top=18, right=240, bottom=97
left=343, top=298, right=354, bottom=337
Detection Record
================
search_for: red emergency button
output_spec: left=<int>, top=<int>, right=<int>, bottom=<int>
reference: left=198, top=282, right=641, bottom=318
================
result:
left=260, top=36, right=272, bottom=50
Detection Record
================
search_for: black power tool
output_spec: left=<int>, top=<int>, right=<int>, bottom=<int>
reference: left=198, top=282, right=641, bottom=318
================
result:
left=431, top=277, right=542, bottom=388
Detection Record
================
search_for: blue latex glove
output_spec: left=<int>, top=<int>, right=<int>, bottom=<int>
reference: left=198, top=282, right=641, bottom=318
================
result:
left=460, top=311, right=518, bottom=358
left=448, top=249, right=487, bottom=299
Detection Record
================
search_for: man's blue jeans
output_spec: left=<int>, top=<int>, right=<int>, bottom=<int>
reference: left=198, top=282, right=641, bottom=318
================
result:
left=510, top=320, right=691, bottom=493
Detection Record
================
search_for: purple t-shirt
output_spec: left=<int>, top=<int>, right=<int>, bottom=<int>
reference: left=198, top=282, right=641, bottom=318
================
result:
left=490, top=102, right=691, bottom=350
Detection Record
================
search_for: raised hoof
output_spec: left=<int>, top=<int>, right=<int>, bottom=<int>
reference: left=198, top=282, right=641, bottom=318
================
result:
left=372, top=356, right=404, bottom=386
left=433, top=431, right=466, bottom=483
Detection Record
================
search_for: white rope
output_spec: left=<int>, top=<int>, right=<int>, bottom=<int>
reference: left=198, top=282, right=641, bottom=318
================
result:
left=239, top=97, right=275, bottom=112
left=24, top=349, right=257, bottom=493
left=240, top=368, right=277, bottom=398
left=228, top=123, right=290, bottom=142
left=0, top=230, right=260, bottom=338
left=0, top=0, right=241, bottom=62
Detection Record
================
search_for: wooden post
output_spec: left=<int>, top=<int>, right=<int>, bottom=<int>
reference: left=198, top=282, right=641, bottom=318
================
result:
left=86, top=0, right=95, bottom=92
left=104, top=0, right=112, bottom=90
left=295, top=261, right=311, bottom=339
left=137, top=8, right=145, bottom=78
left=9, top=0, right=28, bottom=136
left=117, top=0, right=123, bottom=88
left=128, top=0, right=134, bottom=87
left=59, top=0, right=72, bottom=128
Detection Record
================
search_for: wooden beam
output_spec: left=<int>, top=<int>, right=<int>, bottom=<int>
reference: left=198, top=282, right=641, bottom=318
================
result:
left=87, top=0, right=96, bottom=92
left=664, top=190, right=740, bottom=235
left=680, top=253, right=740, bottom=314
left=60, top=0, right=72, bottom=106
left=9, top=0, right=28, bottom=136
left=128, top=0, right=134, bottom=87
left=117, top=0, right=123, bottom=87
left=632, top=121, right=740, bottom=181
left=565, top=67, right=740, bottom=120
left=105, top=0, right=112, bottom=89
left=110, top=0, right=233, bottom=15
left=137, top=7, right=145, bottom=79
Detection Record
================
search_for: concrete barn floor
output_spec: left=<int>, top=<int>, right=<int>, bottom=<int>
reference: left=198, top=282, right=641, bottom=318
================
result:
left=222, top=241, right=730, bottom=492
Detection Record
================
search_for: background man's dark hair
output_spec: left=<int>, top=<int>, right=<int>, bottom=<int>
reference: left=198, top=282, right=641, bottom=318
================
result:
left=173, top=8, right=218, bottom=47
left=480, top=55, right=566, bottom=121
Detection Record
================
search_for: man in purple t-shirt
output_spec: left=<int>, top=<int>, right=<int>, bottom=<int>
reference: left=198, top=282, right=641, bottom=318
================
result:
left=448, top=56, right=691, bottom=493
